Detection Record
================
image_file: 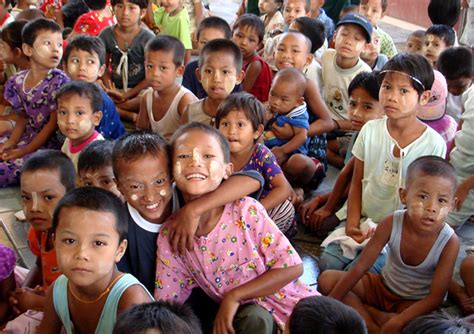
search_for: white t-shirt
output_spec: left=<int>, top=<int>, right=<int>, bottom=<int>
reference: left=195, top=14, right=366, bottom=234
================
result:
left=446, top=92, right=464, bottom=123
left=320, top=49, right=372, bottom=120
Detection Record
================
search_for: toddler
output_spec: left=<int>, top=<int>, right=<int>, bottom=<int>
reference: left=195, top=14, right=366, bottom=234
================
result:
left=57, top=81, right=104, bottom=171
left=0, top=19, right=70, bottom=187
left=113, top=300, right=202, bottom=334
left=181, top=39, right=244, bottom=126
left=423, top=24, right=456, bottom=68
left=4, top=150, right=74, bottom=332
left=155, top=123, right=317, bottom=333
left=216, top=92, right=295, bottom=234
left=99, top=0, right=154, bottom=123
left=319, top=53, right=447, bottom=274
left=63, top=35, right=125, bottom=140
left=154, top=0, right=192, bottom=64
left=358, top=0, right=397, bottom=58
left=360, top=29, right=388, bottom=70
left=405, top=30, right=425, bottom=54
left=259, top=0, right=284, bottom=41
left=438, top=46, right=473, bottom=123
left=136, top=35, right=197, bottom=140
left=38, top=187, right=153, bottom=333
left=182, top=16, right=233, bottom=99
left=233, top=14, right=272, bottom=102
left=301, top=72, right=383, bottom=237
left=319, top=156, right=460, bottom=333
left=77, top=140, right=123, bottom=200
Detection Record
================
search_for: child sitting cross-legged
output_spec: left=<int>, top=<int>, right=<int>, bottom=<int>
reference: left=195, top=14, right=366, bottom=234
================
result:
left=216, top=92, right=295, bottom=235
left=38, top=187, right=153, bottom=333
left=57, top=81, right=105, bottom=172
left=318, top=156, right=460, bottom=333
left=155, top=123, right=317, bottom=333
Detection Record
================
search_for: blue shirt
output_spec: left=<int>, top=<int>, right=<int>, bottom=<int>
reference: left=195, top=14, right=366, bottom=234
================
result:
left=317, top=8, right=335, bottom=42
left=98, top=88, right=125, bottom=140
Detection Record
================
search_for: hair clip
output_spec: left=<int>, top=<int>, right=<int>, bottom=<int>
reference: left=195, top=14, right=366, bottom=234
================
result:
left=379, top=70, right=426, bottom=91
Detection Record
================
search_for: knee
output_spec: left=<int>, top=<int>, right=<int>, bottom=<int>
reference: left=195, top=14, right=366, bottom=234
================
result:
left=319, top=250, right=347, bottom=273
left=233, top=305, right=276, bottom=334
left=460, top=256, right=474, bottom=279
left=317, top=270, right=339, bottom=295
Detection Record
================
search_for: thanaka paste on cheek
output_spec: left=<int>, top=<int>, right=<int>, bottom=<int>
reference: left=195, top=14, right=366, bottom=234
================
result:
left=224, top=75, right=237, bottom=94
left=130, top=194, right=139, bottom=202
left=409, top=201, right=424, bottom=217
left=79, top=119, right=92, bottom=133
left=159, top=189, right=167, bottom=197
left=173, top=161, right=183, bottom=181
left=209, top=160, right=222, bottom=181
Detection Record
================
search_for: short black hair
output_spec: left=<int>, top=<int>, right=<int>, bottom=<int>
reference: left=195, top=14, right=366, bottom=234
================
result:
left=145, top=35, right=185, bottom=67
left=406, top=155, right=457, bottom=191
left=111, top=0, right=147, bottom=9
left=348, top=71, right=380, bottom=101
left=112, top=131, right=170, bottom=180
left=199, top=39, right=243, bottom=73
left=61, top=0, right=90, bottom=29
left=438, top=46, right=474, bottom=80
left=292, top=17, right=325, bottom=54
left=273, top=67, right=307, bottom=96
left=428, top=0, right=461, bottom=27
left=113, top=301, right=202, bottom=334
left=22, top=150, right=76, bottom=192
left=52, top=187, right=128, bottom=242
left=84, top=0, right=107, bottom=10
left=22, top=18, right=62, bottom=47
left=360, top=0, right=388, bottom=12
left=402, top=312, right=472, bottom=334
left=380, top=53, right=434, bottom=95
left=216, top=92, right=265, bottom=134
left=78, top=140, right=115, bottom=174
left=1, top=21, right=28, bottom=51
left=64, top=35, right=106, bottom=66
left=171, top=122, right=231, bottom=163
left=288, top=296, right=367, bottom=334
left=196, top=16, right=232, bottom=41
left=57, top=81, right=103, bottom=114
left=233, top=13, right=265, bottom=43
left=425, top=24, right=456, bottom=47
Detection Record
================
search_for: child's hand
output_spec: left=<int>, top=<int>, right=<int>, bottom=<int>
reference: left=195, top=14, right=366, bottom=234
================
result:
left=213, top=294, right=240, bottom=334
left=303, top=204, right=333, bottom=232
left=346, top=226, right=375, bottom=244
left=168, top=203, right=201, bottom=254
left=299, top=195, right=327, bottom=223
left=0, top=140, right=15, bottom=155
left=380, top=316, right=403, bottom=334
left=2, top=147, right=25, bottom=161
left=106, top=87, right=126, bottom=103
left=9, top=286, right=44, bottom=314
left=462, top=296, right=474, bottom=314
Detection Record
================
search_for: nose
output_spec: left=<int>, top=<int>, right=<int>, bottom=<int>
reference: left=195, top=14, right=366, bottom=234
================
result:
left=191, top=148, right=203, bottom=166
left=425, top=198, right=438, bottom=213
left=66, top=113, right=75, bottom=124
left=212, top=70, right=222, bottom=83
left=30, top=192, right=41, bottom=212
left=143, top=185, right=156, bottom=202
left=74, top=242, right=89, bottom=261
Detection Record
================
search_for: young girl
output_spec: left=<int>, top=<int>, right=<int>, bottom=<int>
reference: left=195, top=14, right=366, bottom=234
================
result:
left=232, top=14, right=273, bottom=103
left=38, top=187, right=153, bottom=333
left=0, top=20, right=29, bottom=136
left=216, top=92, right=295, bottom=234
left=0, top=19, right=70, bottom=187
left=258, top=0, right=284, bottom=41
left=155, top=123, right=317, bottom=333
left=99, top=0, right=154, bottom=123
left=319, top=53, right=447, bottom=273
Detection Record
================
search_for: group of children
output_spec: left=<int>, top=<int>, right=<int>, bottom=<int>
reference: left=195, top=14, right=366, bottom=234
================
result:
left=0, top=0, right=473, bottom=333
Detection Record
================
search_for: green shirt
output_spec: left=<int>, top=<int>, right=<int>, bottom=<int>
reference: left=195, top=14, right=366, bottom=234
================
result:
left=154, top=6, right=192, bottom=49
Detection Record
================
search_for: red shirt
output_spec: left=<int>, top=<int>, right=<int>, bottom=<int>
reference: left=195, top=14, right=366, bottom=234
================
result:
left=73, top=10, right=116, bottom=36
left=243, top=54, right=273, bottom=102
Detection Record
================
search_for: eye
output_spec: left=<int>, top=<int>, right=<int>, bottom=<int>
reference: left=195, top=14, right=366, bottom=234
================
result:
left=204, top=68, right=212, bottom=74
left=203, top=154, right=215, bottom=159
left=220, top=121, right=229, bottom=127
left=419, top=194, right=428, bottom=200
left=146, top=64, right=153, bottom=70
left=400, top=88, right=409, bottom=94
left=94, top=240, right=106, bottom=246
left=177, top=153, right=191, bottom=159
left=58, top=110, right=66, bottom=115
left=439, top=198, right=448, bottom=204
left=349, top=101, right=357, bottom=108
left=71, top=58, right=79, bottom=64
left=87, top=59, right=95, bottom=65
left=21, top=195, right=30, bottom=201
left=44, top=41, right=51, bottom=45
left=154, top=178, right=166, bottom=185
left=160, top=66, right=167, bottom=71
left=363, top=105, right=373, bottom=110
left=83, top=181, right=93, bottom=186
left=63, top=239, right=75, bottom=245
left=76, top=111, right=85, bottom=116
left=44, top=195, right=54, bottom=201
left=237, top=122, right=245, bottom=128
left=223, top=70, right=230, bottom=75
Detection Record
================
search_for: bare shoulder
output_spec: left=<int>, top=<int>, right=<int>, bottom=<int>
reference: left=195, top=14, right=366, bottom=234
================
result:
left=117, top=283, right=153, bottom=314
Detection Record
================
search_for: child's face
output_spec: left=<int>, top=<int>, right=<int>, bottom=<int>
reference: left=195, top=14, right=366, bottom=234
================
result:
left=116, top=153, right=173, bottom=224
left=218, top=110, right=263, bottom=154
left=379, top=72, right=430, bottom=121
left=269, top=78, right=304, bottom=114
left=64, top=48, right=105, bottom=83
left=57, top=94, right=102, bottom=146
left=54, top=207, right=127, bottom=289
left=79, top=167, right=123, bottom=200
left=310, top=0, right=324, bottom=13
left=400, top=174, right=456, bottom=233
left=360, top=31, right=380, bottom=62
left=232, top=26, right=260, bottom=59
left=160, top=0, right=181, bottom=13
left=423, top=34, right=447, bottom=66
left=334, top=24, right=368, bottom=60
left=283, top=0, right=308, bottom=25
left=197, top=51, right=243, bottom=100
left=358, top=0, right=384, bottom=27
left=23, top=30, right=63, bottom=69
left=0, top=41, right=15, bottom=64
left=405, top=35, right=423, bottom=54
left=197, top=28, right=227, bottom=51
left=259, top=0, right=280, bottom=15
left=145, top=50, right=183, bottom=92
left=21, top=169, right=67, bottom=232
left=348, top=87, right=383, bottom=130
left=114, top=0, right=144, bottom=28
left=446, top=77, right=472, bottom=96
left=274, top=33, right=312, bottom=71
left=173, top=130, right=233, bottom=201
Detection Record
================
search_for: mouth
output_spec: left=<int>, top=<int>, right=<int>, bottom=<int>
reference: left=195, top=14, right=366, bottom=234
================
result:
left=145, top=202, right=161, bottom=210
left=421, top=217, right=435, bottom=225
left=210, top=86, right=225, bottom=94
left=185, top=173, right=207, bottom=181
left=72, top=267, right=92, bottom=273
left=277, top=61, right=293, bottom=68
left=351, top=120, right=362, bottom=129
left=51, top=56, right=59, bottom=62
left=29, top=217, right=47, bottom=225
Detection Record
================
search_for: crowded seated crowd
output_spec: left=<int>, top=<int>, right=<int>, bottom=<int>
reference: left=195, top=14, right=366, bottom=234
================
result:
left=0, top=0, right=473, bottom=332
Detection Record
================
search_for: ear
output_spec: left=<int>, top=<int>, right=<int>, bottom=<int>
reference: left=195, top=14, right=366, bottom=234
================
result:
left=140, top=8, right=147, bottom=20
left=13, top=47, right=23, bottom=57
left=196, top=67, right=202, bottom=82
left=418, top=90, right=432, bottom=106
left=305, top=53, right=313, bottom=67
left=296, top=96, right=305, bottom=105
left=115, top=239, right=128, bottom=262
left=93, top=111, right=103, bottom=126
left=22, top=43, right=33, bottom=58
left=223, top=162, right=234, bottom=180
left=254, top=124, right=264, bottom=140
left=176, top=64, right=185, bottom=77
left=399, top=187, right=407, bottom=205
left=98, top=64, right=106, bottom=78
left=236, top=69, right=245, bottom=84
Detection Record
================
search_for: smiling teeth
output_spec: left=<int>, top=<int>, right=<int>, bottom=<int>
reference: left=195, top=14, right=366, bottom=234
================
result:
left=146, top=203, right=159, bottom=209
left=186, top=174, right=206, bottom=180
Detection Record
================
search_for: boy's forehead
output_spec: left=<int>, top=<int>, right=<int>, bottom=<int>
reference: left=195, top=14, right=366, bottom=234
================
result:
left=361, top=0, right=382, bottom=8
left=202, top=51, right=237, bottom=68
left=21, top=168, right=65, bottom=192
left=68, top=47, right=100, bottom=60
left=285, top=0, right=307, bottom=7
left=338, top=23, right=366, bottom=37
left=199, top=27, right=226, bottom=39
left=116, top=152, right=169, bottom=178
